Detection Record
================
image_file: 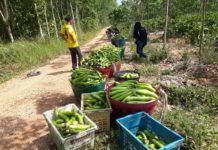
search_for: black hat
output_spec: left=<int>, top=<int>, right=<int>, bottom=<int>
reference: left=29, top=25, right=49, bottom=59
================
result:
left=65, top=15, right=73, bottom=22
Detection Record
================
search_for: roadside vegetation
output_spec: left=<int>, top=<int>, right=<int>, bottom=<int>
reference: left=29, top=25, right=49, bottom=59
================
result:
left=0, top=0, right=117, bottom=82
left=0, top=29, right=100, bottom=83
left=0, top=0, right=218, bottom=150
left=108, top=1, right=218, bottom=149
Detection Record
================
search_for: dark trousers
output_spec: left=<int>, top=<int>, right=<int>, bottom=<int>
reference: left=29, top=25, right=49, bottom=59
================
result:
left=136, top=41, right=147, bottom=58
left=69, top=47, right=83, bottom=69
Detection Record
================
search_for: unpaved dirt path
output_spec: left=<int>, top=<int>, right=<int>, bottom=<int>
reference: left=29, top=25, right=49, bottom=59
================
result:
left=0, top=28, right=110, bottom=150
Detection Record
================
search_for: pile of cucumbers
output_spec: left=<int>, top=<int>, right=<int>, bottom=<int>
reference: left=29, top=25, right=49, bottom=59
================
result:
left=109, top=80, right=158, bottom=104
left=71, top=68, right=105, bottom=86
left=120, top=72, right=139, bottom=79
left=52, top=107, right=92, bottom=138
left=137, top=130, right=165, bottom=150
left=83, top=91, right=108, bottom=110
left=82, top=46, right=120, bottom=68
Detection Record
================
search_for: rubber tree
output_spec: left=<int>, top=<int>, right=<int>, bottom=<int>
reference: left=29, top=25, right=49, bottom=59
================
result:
left=199, top=0, right=207, bottom=60
left=0, top=0, right=14, bottom=42
left=50, top=0, right=58, bottom=38
left=70, top=1, right=78, bottom=36
left=163, top=0, right=170, bottom=50
left=34, top=3, right=44, bottom=38
left=44, top=2, right=50, bottom=38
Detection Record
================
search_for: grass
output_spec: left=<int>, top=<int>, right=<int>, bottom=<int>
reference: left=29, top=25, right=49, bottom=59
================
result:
left=0, top=29, right=101, bottom=83
left=164, top=108, right=218, bottom=150
left=130, top=43, right=167, bottom=64
left=138, top=64, right=159, bottom=77
left=164, top=86, right=218, bottom=149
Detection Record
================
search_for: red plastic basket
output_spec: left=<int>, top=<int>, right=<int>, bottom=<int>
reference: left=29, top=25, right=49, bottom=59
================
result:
left=97, top=67, right=111, bottom=78
left=106, top=83, right=159, bottom=120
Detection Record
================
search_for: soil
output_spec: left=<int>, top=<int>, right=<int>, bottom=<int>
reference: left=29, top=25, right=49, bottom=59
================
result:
left=0, top=29, right=217, bottom=150
left=0, top=28, right=110, bottom=150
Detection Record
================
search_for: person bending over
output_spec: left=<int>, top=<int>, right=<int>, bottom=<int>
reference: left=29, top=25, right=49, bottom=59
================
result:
left=133, top=22, right=148, bottom=58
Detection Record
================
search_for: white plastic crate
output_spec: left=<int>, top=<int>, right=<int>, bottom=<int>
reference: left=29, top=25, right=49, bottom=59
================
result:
left=81, top=92, right=112, bottom=132
left=43, top=104, right=98, bottom=150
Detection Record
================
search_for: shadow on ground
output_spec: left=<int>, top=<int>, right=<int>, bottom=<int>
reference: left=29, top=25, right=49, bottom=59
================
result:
left=47, top=70, right=71, bottom=76
left=0, top=116, right=55, bottom=150
left=0, top=92, right=78, bottom=150
left=35, top=92, right=78, bottom=115
left=49, top=57, right=69, bottom=69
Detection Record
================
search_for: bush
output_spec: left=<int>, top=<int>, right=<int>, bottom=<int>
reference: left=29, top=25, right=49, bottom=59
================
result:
left=148, top=49, right=167, bottom=64
left=168, top=12, right=218, bottom=44
left=167, top=86, right=218, bottom=110
left=141, top=17, right=164, bottom=32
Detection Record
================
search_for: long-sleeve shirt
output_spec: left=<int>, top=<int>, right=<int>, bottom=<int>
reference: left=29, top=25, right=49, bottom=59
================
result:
left=134, top=27, right=147, bottom=43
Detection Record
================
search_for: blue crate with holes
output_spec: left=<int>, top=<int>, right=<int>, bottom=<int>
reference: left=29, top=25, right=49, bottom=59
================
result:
left=116, top=112, right=184, bottom=150
left=117, top=38, right=125, bottom=47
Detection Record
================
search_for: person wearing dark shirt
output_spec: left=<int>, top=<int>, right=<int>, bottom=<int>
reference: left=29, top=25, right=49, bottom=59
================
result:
left=133, top=22, right=148, bottom=58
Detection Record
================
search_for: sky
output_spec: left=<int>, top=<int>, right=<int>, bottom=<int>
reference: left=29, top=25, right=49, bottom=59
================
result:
left=117, top=0, right=122, bottom=5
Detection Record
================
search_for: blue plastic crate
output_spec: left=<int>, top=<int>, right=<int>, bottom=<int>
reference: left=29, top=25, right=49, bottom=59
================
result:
left=117, top=38, right=126, bottom=47
left=116, top=112, right=184, bottom=150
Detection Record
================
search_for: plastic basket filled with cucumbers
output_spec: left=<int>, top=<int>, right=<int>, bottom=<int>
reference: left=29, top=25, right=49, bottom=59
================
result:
left=70, top=68, right=105, bottom=87
left=108, top=80, right=158, bottom=104
left=82, top=91, right=110, bottom=111
left=137, top=130, right=166, bottom=150
left=52, top=107, right=93, bottom=138
left=82, top=46, right=120, bottom=69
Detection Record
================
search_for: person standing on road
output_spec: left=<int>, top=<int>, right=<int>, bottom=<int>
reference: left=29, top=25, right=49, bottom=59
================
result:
left=60, top=15, right=83, bottom=70
left=133, top=22, right=148, bottom=58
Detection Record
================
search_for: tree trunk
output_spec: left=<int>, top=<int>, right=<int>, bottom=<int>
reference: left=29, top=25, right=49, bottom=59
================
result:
left=0, top=0, right=14, bottom=42
left=199, top=0, right=207, bottom=60
left=75, top=6, right=81, bottom=36
left=163, top=0, right=170, bottom=50
left=6, top=23, right=14, bottom=42
left=70, top=2, right=78, bottom=36
left=60, top=0, right=64, bottom=19
left=55, top=0, right=62, bottom=28
left=50, top=0, right=58, bottom=38
left=34, top=3, right=44, bottom=38
left=44, top=4, right=50, bottom=38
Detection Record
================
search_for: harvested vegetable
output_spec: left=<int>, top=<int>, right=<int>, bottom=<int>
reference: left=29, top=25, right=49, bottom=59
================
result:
left=109, top=80, right=158, bottom=104
left=120, top=72, right=139, bottom=79
left=83, top=91, right=108, bottom=110
left=82, top=46, right=120, bottom=68
left=52, top=107, right=92, bottom=137
left=137, top=130, right=166, bottom=150
left=71, top=68, right=105, bottom=86
left=113, top=34, right=124, bottom=41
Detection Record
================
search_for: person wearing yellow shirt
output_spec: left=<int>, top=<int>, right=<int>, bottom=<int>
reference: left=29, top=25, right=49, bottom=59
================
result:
left=60, top=15, right=83, bottom=70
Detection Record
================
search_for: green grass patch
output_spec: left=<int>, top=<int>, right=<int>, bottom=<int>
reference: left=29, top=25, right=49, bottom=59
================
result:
left=0, top=29, right=101, bottom=83
left=138, top=64, right=159, bottom=77
left=167, top=86, right=218, bottom=110
left=164, top=86, right=218, bottom=149
left=164, top=108, right=218, bottom=149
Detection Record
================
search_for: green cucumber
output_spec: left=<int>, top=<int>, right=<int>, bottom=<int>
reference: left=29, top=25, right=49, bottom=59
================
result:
left=136, top=83, right=156, bottom=92
left=116, top=91, right=133, bottom=101
left=124, top=96, right=154, bottom=102
left=136, top=89, right=158, bottom=99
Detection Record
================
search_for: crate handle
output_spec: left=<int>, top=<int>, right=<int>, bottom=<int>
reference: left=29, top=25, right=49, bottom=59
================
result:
left=159, top=88, right=168, bottom=122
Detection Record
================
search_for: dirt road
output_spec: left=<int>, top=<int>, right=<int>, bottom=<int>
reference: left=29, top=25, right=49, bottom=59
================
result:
left=0, top=28, right=110, bottom=150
